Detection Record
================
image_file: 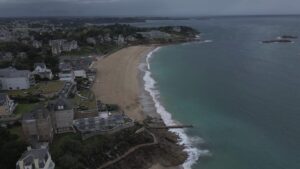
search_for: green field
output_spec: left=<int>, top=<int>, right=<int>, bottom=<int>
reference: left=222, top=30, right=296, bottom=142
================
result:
left=14, top=103, right=37, bottom=117
left=9, top=81, right=64, bottom=97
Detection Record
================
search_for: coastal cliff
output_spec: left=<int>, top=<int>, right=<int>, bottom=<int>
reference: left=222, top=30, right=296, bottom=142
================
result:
left=105, top=126, right=187, bottom=169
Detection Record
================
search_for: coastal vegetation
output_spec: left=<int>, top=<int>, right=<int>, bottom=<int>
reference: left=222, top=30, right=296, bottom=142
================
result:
left=50, top=125, right=153, bottom=169
left=0, top=127, right=27, bottom=169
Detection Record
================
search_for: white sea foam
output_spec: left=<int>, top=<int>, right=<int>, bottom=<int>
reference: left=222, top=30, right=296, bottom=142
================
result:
left=142, top=47, right=208, bottom=169
left=197, top=39, right=213, bottom=44
left=181, top=39, right=213, bottom=46
left=203, top=40, right=213, bottom=43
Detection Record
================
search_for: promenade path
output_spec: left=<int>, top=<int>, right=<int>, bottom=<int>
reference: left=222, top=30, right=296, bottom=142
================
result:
left=97, top=129, right=157, bottom=169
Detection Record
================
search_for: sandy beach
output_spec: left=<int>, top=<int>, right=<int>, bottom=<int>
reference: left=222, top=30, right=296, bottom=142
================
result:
left=92, top=45, right=184, bottom=169
left=92, top=45, right=156, bottom=122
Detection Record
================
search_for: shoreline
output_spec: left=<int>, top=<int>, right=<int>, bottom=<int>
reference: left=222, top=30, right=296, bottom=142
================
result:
left=92, top=45, right=187, bottom=169
left=92, top=45, right=156, bottom=122
left=140, top=46, right=203, bottom=169
left=138, top=47, right=163, bottom=120
left=139, top=47, right=184, bottom=169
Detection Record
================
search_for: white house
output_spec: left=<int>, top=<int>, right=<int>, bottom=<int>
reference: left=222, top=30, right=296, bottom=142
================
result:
left=16, top=146, right=55, bottom=169
left=49, top=39, right=78, bottom=55
left=33, top=63, right=53, bottom=80
left=74, top=70, right=87, bottom=78
left=58, top=62, right=75, bottom=82
left=59, top=70, right=75, bottom=82
left=0, top=67, right=34, bottom=90
left=71, top=57, right=94, bottom=79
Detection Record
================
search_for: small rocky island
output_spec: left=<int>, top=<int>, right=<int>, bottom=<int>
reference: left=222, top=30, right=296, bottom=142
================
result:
left=279, top=35, right=298, bottom=39
left=262, top=35, right=298, bottom=44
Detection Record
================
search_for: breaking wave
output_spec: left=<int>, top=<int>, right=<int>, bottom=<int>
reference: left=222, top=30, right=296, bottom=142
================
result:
left=141, top=47, right=208, bottom=169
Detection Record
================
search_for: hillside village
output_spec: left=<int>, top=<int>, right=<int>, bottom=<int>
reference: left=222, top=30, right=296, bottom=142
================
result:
left=0, top=57, right=137, bottom=169
left=0, top=19, right=199, bottom=169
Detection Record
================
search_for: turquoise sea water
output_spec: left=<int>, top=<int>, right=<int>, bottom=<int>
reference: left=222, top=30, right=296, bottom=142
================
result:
left=134, top=17, right=300, bottom=169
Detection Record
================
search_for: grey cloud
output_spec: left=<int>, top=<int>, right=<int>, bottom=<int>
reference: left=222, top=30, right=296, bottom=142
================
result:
left=0, top=0, right=299, bottom=17
left=0, top=0, right=118, bottom=2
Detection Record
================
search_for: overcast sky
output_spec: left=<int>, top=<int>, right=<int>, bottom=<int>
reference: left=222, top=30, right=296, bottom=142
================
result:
left=0, top=0, right=299, bottom=17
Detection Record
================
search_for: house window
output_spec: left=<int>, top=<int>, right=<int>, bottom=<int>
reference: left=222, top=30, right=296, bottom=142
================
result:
left=58, top=105, right=64, bottom=110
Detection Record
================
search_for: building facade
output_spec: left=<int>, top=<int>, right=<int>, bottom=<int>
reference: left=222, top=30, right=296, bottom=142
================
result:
left=74, top=70, right=87, bottom=78
left=49, top=39, right=78, bottom=55
left=22, top=106, right=54, bottom=143
left=58, top=62, right=75, bottom=82
left=0, top=93, right=16, bottom=118
left=48, top=98, right=74, bottom=134
left=0, top=67, right=34, bottom=90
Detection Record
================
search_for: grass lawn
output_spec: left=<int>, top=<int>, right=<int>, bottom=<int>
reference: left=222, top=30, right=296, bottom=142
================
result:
left=14, top=103, right=37, bottom=117
left=9, top=81, right=64, bottom=97
left=35, top=81, right=65, bottom=95
left=73, top=90, right=97, bottom=110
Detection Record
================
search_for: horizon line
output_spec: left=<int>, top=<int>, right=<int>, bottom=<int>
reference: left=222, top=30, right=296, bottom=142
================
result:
left=1, top=14, right=300, bottom=19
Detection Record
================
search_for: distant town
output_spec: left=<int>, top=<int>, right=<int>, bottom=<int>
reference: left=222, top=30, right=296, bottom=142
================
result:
left=0, top=18, right=199, bottom=169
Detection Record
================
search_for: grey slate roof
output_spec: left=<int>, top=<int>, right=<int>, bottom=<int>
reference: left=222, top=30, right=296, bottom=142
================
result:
left=0, top=67, right=31, bottom=78
left=48, top=97, right=73, bottom=111
left=20, top=147, right=49, bottom=167
left=74, top=113, right=131, bottom=133
left=71, top=58, right=93, bottom=70
left=23, top=105, right=50, bottom=121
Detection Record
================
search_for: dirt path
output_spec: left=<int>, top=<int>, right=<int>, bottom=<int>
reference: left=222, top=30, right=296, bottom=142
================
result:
left=97, top=129, right=158, bottom=169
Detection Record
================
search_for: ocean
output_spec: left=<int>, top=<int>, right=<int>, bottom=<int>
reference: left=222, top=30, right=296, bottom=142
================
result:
left=134, top=16, right=300, bottom=169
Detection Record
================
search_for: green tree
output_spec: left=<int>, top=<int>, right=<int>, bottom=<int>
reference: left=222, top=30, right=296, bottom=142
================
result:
left=0, top=128, right=27, bottom=169
left=45, top=55, right=59, bottom=73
